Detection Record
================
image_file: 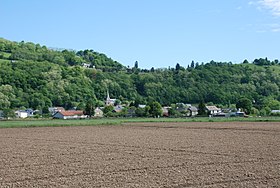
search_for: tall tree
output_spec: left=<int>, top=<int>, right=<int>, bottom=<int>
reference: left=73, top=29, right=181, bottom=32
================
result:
left=148, top=101, right=163, bottom=117
left=236, top=97, right=252, bottom=114
left=175, top=63, right=181, bottom=71
left=134, top=61, right=138, bottom=69
left=191, top=61, right=195, bottom=68
left=85, top=100, right=95, bottom=117
left=198, top=101, right=207, bottom=116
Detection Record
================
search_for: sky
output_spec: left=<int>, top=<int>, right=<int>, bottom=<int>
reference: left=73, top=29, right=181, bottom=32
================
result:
left=0, top=0, right=280, bottom=69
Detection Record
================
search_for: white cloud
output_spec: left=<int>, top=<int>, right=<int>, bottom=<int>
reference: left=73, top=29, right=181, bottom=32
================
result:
left=269, top=23, right=280, bottom=31
left=236, top=6, right=242, bottom=10
left=259, top=0, right=280, bottom=16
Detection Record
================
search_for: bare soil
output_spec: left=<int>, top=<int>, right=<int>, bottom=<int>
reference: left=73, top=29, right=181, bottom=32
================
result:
left=0, top=122, right=280, bottom=187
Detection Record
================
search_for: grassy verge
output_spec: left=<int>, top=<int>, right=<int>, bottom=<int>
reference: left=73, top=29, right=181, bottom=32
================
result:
left=1, top=116, right=280, bottom=128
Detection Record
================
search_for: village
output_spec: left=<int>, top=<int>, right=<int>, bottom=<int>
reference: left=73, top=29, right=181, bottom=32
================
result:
left=1, top=91, right=251, bottom=120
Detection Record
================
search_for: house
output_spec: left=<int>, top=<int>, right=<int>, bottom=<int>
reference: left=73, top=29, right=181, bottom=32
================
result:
left=94, top=107, right=104, bottom=118
left=113, top=105, right=124, bottom=113
left=126, top=107, right=136, bottom=117
left=25, top=109, right=34, bottom=117
left=271, top=110, right=280, bottom=114
left=15, top=110, right=28, bottom=119
left=82, top=63, right=91, bottom=68
left=176, top=103, right=191, bottom=113
left=206, top=106, right=222, bottom=115
left=53, top=110, right=87, bottom=119
left=162, top=107, right=170, bottom=117
left=48, top=107, right=65, bottom=115
left=188, top=106, right=198, bottom=117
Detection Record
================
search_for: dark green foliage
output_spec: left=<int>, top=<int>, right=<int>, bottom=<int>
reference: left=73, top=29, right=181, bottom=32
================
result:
left=1, top=38, right=280, bottom=115
left=198, top=102, right=207, bottom=116
left=85, top=100, right=96, bottom=117
left=236, top=97, right=253, bottom=114
left=135, top=106, right=150, bottom=117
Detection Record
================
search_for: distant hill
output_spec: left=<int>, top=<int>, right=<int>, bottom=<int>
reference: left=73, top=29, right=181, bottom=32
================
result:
left=0, top=38, right=280, bottom=116
left=0, top=38, right=125, bottom=71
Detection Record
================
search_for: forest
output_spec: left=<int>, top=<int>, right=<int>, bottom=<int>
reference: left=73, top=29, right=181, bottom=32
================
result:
left=0, top=38, right=280, bottom=116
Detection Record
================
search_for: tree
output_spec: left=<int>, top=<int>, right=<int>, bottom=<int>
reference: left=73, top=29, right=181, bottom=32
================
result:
left=148, top=101, right=162, bottom=117
left=3, top=109, right=15, bottom=118
left=114, top=99, right=121, bottom=106
left=198, top=101, right=207, bottom=116
left=236, top=97, right=252, bottom=114
left=134, top=61, right=138, bottom=69
left=243, top=59, right=249, bottom=64
left=0, top=92, right=11, bottom=109
left=85, top=100, right=95, bottom=117
left=168, top=107, right=176, bottom=116
left=135, top=107, right=148, bottom=117
left=191, top=61, right=195, bottom=68
left=103, top=105, right=114, bottom=115
left=175, top=63, right=181, bottom=71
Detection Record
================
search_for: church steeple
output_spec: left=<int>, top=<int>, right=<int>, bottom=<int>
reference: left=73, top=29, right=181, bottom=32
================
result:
left=106, top=89, right=111, bottom=106
left=105, top=89, right=116, bottom=106
left=106, top=89, right=110, bottom=101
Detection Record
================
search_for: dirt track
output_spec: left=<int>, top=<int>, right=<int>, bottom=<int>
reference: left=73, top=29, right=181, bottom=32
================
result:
left=0, top=122, right=280, bottom=187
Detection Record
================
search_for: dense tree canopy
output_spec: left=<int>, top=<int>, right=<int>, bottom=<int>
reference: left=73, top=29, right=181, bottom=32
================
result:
left=1, top=38, right=280, bottom=115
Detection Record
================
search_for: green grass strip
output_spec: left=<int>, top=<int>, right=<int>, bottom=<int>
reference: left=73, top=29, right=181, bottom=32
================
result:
left=1, top=117, right=280, bottom=129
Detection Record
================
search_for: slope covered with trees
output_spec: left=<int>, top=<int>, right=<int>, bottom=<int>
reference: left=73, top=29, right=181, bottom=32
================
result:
left=0, top=38, right=280, bottom=115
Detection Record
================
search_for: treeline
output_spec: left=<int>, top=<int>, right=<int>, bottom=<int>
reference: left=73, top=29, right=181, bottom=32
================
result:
left=0, top=38, right=280, bottom=115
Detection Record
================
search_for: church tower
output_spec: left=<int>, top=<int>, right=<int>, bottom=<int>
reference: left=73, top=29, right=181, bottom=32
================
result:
left=106, top=90, right=110, bottom=106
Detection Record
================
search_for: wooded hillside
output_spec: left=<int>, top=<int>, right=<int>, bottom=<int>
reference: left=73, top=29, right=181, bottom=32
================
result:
left=0, top=38, right=280, bottom=115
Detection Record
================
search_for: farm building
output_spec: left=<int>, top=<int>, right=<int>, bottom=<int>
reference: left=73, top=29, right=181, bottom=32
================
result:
left=48, top=107, right=65, bottom=115
left=188, top=106, right=198, bottom=117
left=271, top=110, right=280, bottom=115
left=15, top=110, right=28, bottom=119
left=206, top=106, right=222, bottom=115
left=53, top=110, right=87, bottom=119
left=162, top=107, right=171, bottom=117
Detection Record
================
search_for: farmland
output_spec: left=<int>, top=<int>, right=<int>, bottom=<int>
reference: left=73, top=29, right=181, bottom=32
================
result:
left=0, top=122, right=280, bottom=187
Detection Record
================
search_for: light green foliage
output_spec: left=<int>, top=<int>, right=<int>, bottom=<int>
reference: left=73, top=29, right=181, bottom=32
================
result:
left=1, top=38, right=280, bottom=117
left=148, top=101, right=163, bottom=117
left=103, top=105, right=114, bottom=115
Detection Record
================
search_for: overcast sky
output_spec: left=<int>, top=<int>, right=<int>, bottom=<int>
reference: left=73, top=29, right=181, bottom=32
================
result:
left=1, top=0, right=280, bottom=68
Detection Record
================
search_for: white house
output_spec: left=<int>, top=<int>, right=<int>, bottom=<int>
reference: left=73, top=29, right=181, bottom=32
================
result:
left=206, top=106, right=222, bottom=115
left=53, top=110, right=87, bottom=119
left=15, top=110, right=28, bottom=119
left=94, top=107, right=104, bottom=118
left=82, top=63, right=93, bottom=68
left=271, top=110, right=280, bottom=114
left=162, top=107, right=171, bottom=117
left=188, top=106, right=198, bottom=117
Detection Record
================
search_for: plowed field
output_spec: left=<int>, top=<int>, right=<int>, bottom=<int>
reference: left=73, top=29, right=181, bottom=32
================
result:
left=0, top=122, right=280, bottom=187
